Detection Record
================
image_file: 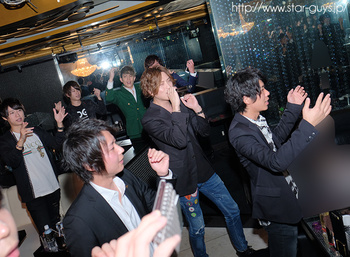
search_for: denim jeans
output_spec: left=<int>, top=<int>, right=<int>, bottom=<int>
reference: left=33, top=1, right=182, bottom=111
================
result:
left=179, top=173, right=248, bottom=257
left=264, top=221, right=298, bottom=257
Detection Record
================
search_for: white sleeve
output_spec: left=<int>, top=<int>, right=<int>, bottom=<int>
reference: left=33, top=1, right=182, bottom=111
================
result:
left=107, top=81, right=114, bottom=90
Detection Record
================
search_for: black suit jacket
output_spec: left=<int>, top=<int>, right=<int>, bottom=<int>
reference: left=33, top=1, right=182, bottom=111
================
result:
left=142, top=101, right=214, bottom=196
left=229, top=103, right=318, bottom=224
left=0, top=127, right=64, bottom=202
left=63, top=169, right=156, bottom=257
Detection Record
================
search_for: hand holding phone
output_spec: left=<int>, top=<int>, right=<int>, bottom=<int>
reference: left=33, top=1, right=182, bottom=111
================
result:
left=152, top=179, right=182, bottom=253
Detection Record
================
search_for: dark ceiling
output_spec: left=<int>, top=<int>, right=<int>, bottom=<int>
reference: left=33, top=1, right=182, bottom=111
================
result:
left=0, top=0, right=208, bottom=69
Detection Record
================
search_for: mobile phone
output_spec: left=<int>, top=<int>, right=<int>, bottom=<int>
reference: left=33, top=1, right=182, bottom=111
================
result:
left=152, top=179, right=182, bottom=253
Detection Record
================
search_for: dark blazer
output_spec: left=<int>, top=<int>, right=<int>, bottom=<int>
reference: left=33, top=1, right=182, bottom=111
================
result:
left=63, top=169, right=156, bottom=257
left=172, top=72, right=197, bottom=93
left=0, top=127, right=64, bottom=202
left=229, top=103, right=318, bottom=224
left=142, top=101, right=213, bottom=196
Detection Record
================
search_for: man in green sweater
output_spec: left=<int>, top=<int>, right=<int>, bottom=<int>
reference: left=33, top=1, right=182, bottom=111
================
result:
left=106, top=66, right=149, bottom=153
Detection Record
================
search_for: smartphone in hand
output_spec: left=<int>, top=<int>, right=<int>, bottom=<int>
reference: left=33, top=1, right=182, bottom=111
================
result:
left=152, top=179, right=182, bottom=253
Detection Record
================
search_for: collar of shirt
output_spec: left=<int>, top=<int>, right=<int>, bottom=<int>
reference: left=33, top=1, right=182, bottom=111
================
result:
left=243, top=114, right=276, bottom=152
left=123, top=85, right=135, bottom=95
left=123, top=85, right=137, bottom=102
left=90, top=176, right=126, bottom=203
left=243, top=114, right=265, bottom=126
left=90, top=175, right=144, bottom=233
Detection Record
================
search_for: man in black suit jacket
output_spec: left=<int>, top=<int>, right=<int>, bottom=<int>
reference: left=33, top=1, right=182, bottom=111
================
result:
left=225, top=67, right=332, bottom=257
left=61, top=119, right=173, bottom=257
left=141, top=66, right=255, bottom=257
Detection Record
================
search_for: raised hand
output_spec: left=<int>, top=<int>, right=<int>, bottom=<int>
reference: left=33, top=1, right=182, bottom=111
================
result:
left=287, top=85, right=307, bottom=105
left=167, top=86, right=181, bottom=112
left=109, top=67, right=117, bottom=82
left=181, top=94, right=202, bottom=114
left=53, top=105, right=67, bottom=126
left=19, top=122, right=34, bottom=139
left=147, top=148, right=169, bottom=177
left=302, top=92, right=332, bottom=127
left=54, top=101, right=63, bottom=112
left=93, top=88, right=102, bottom=100
left=186, top=59, right=195, bottom=73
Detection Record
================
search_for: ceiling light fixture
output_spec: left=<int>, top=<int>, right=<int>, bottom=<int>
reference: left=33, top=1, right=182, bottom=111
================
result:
left=71, top=58, right=97, bottom=77
left=1, top=0, right=37, bottom=8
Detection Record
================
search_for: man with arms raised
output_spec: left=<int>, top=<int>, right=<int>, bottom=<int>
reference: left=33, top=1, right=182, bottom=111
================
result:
left=225, top=67, right=332, bottom=257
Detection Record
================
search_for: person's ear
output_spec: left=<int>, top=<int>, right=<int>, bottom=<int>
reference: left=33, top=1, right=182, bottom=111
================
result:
left=2, top=117, right=7, bottom=122
left=243, top=96, right=253, bottom=106
left=119, top=77, right=123, bottom=83
left=65, top=93, right=71, bottom=99
left=83, top=164, right=95, bottom=172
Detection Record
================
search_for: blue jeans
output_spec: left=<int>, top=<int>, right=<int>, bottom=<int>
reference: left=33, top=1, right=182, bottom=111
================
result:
left=179, top=173, right=248, bottom=257
left=264, top=221, right=298, bottom=257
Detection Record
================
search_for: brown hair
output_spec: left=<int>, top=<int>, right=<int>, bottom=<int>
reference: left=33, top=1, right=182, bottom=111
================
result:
left=120, top=65, right=136, bottom=77
left=140, top=66, right=175, bottom=98
left=63, top=81, right=81, bottom=96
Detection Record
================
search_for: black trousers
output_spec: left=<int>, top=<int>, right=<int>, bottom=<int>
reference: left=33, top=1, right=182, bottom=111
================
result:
left=25, top=189, right=61, bottom=235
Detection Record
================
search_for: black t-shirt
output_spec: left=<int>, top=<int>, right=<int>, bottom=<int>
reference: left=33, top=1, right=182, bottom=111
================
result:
left=64, top=99, right=106, bottom=128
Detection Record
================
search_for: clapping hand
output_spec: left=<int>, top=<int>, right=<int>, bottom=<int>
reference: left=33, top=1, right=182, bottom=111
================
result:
left=302, top=92, right=332, bottom=127
left=287, top=86, right=307, bottom=105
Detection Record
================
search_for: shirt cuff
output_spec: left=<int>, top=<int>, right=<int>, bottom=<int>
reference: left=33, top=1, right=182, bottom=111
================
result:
left=107, top=81, right=114, bottom=90
left=160, top=169, right=173, bottom=179
left=185, top=70, right=197, bottom=77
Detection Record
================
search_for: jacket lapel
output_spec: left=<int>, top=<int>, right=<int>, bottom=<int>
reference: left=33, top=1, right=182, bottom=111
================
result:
left=84, top=184, right=129, bottom=232
left=124, top=183, right=148, bottom=218
left=234, top=113, right=271, bottom=147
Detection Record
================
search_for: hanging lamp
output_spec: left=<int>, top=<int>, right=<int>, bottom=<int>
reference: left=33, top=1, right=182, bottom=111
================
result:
left=71, top=58, right=97, bottom=77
